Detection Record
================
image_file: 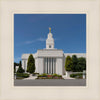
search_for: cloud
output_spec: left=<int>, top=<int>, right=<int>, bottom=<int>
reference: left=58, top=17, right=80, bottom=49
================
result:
left=18, top=37, right=58, bottom=46
left=37, top=38, right=46, bottom=42
left=23, top=37, right=46, bottom=45
left=24, top=40, right=36, bottom=44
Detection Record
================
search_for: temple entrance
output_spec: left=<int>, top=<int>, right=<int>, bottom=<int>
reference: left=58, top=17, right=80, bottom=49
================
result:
left=44, top=58, right=56, bottom=74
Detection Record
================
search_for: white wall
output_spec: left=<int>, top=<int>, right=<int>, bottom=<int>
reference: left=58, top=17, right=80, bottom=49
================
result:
left=56, top=58, right=63, bottom=75
left=35, top=58, right=38, bottom=73
left=22, top=60, right=24, bottom=70
left=38, top=58, right=44, bottom=74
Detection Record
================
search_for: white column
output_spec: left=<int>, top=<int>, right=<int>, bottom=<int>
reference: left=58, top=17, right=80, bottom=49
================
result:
left=22, top=60, right=24, bottom=70
left=46, top=58, right=48, bottom=72
left=51, top=58, right=52, bottom=74
left=25, top=60, right=27, bottom=72
left=48, top=58, right=49, bottom=74
left=24, top=60, right=25, bottom=72
left=45, top=58, right=47, bottom=73
left=53, top=58, right=55, bottom=73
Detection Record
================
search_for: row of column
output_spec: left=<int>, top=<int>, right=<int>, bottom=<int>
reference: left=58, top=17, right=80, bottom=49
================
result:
left=44, top=58, right=56, bottom=74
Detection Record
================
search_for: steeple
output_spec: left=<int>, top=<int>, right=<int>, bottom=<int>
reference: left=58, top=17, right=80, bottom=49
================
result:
left=49, top=27, right=51, bottom=33
left=46, top=27, right=54, bottom=49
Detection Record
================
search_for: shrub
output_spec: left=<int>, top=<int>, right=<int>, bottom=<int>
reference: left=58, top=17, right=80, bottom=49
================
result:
left=16, top=73, right=29, bottom=78
left=32, top=73, right=39, bottom=76
left=37, top=73, right=63, bottom=79
left=70, top=73, right=83, bottom=79
left=17, top=61, right=25, bottom=73
left=42, top=73, right=47, bottom=77
left=52, top=73, right=58, bottom=77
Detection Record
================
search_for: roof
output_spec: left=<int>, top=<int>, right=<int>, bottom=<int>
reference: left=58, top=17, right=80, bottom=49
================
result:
left=64, top=53, right=86, bottom=58
left=21, top=53, right=37, bottom=59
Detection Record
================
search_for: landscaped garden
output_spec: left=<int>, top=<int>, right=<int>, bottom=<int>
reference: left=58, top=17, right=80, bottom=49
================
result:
left=36, top=73, right=64, bottom=79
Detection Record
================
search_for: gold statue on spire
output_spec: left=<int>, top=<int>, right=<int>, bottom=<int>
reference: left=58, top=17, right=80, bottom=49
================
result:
left=49, top=27, right=51, bottom=33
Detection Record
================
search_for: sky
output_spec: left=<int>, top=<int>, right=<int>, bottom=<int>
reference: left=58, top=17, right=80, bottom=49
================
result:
left=14, top=14, right=86, bottom=63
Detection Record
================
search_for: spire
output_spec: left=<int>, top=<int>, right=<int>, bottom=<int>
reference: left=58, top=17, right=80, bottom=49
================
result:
left=46, top=27, right=54, bottom=49
left=49, top=27, right=51, bottom=33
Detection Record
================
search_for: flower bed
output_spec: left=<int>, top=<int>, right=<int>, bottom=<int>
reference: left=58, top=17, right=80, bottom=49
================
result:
left=37, top=73, right=63, bottom=79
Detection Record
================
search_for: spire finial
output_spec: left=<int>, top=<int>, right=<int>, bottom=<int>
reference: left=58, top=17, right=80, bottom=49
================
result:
left=49, top=27, right=51, bottom=33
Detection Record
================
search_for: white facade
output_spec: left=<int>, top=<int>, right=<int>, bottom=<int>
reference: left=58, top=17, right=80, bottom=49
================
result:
left=22, top=28, right=86, bottom=75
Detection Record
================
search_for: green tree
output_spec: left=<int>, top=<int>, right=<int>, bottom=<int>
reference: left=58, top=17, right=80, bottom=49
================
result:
left=17, top=61, right=25, bottom=73
left=77, top=57, right=86, bottom=72
left=14, top=62, right=19, bottom=73
left=65, top=56, right=72, bottom=71
left=72, top=55, right=78, bottom=72
left=27, top=54, right=35, bottom=73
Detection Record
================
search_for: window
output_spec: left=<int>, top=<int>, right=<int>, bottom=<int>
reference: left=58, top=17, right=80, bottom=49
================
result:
left=49, top=45, right=51, bottom=48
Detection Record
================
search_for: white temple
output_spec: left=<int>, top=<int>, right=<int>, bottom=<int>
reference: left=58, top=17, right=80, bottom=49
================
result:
left=22, top=28, right=86, bottom=75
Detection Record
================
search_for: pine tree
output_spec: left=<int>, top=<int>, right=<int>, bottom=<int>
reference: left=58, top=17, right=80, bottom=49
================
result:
left=65, top=56, right=72, bottom=71
left=27, top=54, right=35, bottom=73
left=17, top=61, right=25, bottom=73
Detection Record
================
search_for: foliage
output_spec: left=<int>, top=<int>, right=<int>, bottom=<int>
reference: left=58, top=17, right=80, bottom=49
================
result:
left=52, top=73, right=58, bottom=77
left=65, top=56, right=72, bottom=71
left=37, top=73, right=63, bottom=79
left=65, top=55, right=86, bottom=72
left=70, top=73, right=83, bottom=79
left=16, top=73, right=29, bottom=78
left=27, top=54, right=35, bottom=73
left=38, top=73, right=47, bottom=77
left=17, top=61, right=25, bottom=73
left=14, top=62, right=19, bottom=73
left=32, top=72, right=39, bottom=76
left=72, top=55, right=78, bottom=72
left=77, top=57, right=86, bottom=72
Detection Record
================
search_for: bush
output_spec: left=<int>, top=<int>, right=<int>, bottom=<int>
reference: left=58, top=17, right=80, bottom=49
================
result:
left=32, top=73, right=39, bottom=76
left=42, top=73, right=47, bottom=77
left=37, top=73, right=63, bottom=79
left=70, top=73, right=83, bottom=79
left=17, top=61, right=25, bottom=73
left=52, top=74, right=58, bottom=77
left=16, top=73, right=29, bottom=78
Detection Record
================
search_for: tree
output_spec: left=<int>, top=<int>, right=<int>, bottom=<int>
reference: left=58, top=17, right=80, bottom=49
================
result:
left=77, top=57, right=86, bottom=72
left=17, top=61, right=25, bottom=73
left=65, top=56, right=72, bottom=71
left=72, top=55, right=78, bottom=72
left=27, top=54, right=35, bottom=73
left=14, top=62, right=19, bottom=73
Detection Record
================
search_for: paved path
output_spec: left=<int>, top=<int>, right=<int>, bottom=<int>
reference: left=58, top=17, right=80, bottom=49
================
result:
left=14, top=79, right=86, bottom=86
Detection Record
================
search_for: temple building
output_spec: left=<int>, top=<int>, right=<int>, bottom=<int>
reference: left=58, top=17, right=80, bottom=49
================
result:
left=22, top=28, right=86, bottom=75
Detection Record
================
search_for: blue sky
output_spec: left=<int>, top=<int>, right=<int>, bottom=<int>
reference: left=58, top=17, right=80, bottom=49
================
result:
left=14, top=14, right=86, bottom=63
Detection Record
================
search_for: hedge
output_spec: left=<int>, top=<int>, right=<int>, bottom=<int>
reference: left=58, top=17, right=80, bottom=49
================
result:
left=16, top=73, right=29, bottom=78
left=70, top=73, right=83, bottom=79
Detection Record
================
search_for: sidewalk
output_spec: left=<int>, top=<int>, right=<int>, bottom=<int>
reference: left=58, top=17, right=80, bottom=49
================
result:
left=62, top=75, right=75, bottom=79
